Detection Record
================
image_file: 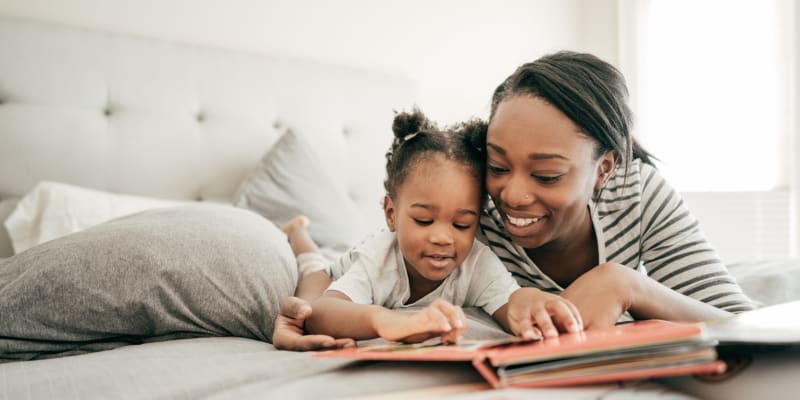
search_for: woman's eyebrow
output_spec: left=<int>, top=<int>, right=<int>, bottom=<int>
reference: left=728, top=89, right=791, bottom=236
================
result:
left=529, top=153, right=569, bottom=161
left=486, top=142, right=505, bottom=154
left=487, top=142, right=568, bottom=161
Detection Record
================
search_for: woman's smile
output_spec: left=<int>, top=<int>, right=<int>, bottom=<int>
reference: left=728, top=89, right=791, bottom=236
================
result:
left=502, top=211, right=547, bottom=238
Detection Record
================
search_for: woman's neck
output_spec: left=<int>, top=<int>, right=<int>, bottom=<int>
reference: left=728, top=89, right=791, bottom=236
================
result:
left=525, top=208, right=598, bottom=288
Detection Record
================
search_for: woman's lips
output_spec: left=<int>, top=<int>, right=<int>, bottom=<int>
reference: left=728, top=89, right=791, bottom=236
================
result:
left=503, top=212, right=546, bottom=236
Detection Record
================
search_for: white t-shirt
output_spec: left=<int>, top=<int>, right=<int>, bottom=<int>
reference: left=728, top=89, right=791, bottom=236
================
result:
left=324, top=229, right=520, bottom=316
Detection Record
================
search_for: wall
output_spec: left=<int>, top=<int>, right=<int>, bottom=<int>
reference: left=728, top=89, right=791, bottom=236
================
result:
left=0, top=0, right=593, bottom=123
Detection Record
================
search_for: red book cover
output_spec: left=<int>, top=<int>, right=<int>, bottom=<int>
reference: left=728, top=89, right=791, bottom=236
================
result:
left=314, top=319, right=726, bottom=388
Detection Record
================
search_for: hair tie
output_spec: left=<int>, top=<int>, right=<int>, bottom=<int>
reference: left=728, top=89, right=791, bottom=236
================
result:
left=392, top=131, right=419, bottom=146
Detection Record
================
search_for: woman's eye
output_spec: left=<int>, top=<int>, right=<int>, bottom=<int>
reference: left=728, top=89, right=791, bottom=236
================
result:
left=487, top=164, right=509, bottom=175
left=534, top=175, right=563, bottom=184
left=414, top=219, right=433, bottom=226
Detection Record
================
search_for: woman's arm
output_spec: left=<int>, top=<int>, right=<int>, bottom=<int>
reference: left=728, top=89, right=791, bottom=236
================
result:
left=636, top=164, right=754, bottom=314
left=561, top=262, right=731, bottom=328
left=307, top=293, right=467, bottom=343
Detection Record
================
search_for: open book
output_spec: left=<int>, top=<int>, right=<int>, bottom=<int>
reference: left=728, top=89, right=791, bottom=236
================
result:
left=315, top=301, right=800, bottom=388
left=314, top=319, right=724, bottom=388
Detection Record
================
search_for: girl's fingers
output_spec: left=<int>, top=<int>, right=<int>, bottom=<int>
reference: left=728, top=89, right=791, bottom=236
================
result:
left=418, top=305, right=451, bottom=333
left=440, top=306, right=466, bottom=344
left=433, top=300, right=463, bottom=331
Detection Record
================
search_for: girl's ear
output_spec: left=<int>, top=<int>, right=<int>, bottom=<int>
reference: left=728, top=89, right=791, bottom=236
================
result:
left=383, top=195, right=396, bottom=232
left=594, top=151, right=616, bottom=190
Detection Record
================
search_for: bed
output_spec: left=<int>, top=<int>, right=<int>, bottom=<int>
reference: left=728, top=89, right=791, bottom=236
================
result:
left=1, top=16, right=799, bottom=399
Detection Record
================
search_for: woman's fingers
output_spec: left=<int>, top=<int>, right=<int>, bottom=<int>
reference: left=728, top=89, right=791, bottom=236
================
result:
left=533, top=308, right=559, bottom=338
left=564, top=300, right=584, bottom=331
left=549, top=300, right=583, bottom=333
left=280, top=296, right=312, bottom=320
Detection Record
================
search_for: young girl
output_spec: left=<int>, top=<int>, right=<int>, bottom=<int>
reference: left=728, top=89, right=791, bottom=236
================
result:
left=281, top=109, right=583, bottom=345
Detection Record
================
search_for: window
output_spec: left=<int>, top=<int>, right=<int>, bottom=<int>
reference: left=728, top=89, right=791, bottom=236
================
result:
left=620, top=0, right=793, bottom=192
left=618, top=0, right=797, bottom=261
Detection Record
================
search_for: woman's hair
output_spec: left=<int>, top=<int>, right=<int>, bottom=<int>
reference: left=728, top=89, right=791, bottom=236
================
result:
left=384, top=108, right=487, bottom=200
left=489, top=51, right=654, bottom=171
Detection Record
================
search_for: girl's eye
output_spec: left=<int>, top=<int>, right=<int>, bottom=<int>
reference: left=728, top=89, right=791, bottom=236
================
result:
left=453, top=223, right=472, bottom=231
left=487, top=164, right=508, bottom=175
left=534, top=174, right=563, bottom=184
left=414, top=219, right=433, bottom=226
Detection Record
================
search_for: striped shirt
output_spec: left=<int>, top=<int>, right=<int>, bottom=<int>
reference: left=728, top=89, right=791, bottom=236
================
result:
left=477, top=159, right=755, bottom=314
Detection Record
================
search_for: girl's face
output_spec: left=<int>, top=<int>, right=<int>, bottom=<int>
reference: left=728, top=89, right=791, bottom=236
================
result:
left=486, top=95, right=613, bottom=250
left=384, top=156, right=481, bottom=284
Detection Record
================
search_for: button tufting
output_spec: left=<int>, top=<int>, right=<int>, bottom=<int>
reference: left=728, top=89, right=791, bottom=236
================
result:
left=348, top=189, right=360, bottom=202
left=103, top=107, right=112, bottom=117
left=272, top=120, right=282, bottom=129
left=342, top=126, right=352, bottom=136
left=196, top=113, right=205, bottom=122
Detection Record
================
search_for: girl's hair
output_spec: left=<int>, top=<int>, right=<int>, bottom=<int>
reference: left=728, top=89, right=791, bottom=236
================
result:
left=489, top=51, right=655, bottom=173
left=385, top=108, right=487, bottom=200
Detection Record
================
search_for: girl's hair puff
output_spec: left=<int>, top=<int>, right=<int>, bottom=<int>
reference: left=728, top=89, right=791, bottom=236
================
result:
left=384, top=108, right=487, bottom=201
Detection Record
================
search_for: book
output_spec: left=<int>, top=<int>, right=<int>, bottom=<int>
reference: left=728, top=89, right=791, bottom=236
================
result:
left=701, top=300, right=800, bottom=346
left=314, top=319, right=725, bottom=388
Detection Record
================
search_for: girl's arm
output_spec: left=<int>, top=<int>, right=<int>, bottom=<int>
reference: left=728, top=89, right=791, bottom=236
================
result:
left=492, top=287, right=583, bottom=339
left=307, top=292, right=467, bottom=343
left=295, top=270, right=332, bottom=301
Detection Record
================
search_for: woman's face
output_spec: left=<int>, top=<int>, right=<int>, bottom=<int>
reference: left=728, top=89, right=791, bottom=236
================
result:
left=485, top=95, right=611, bottom=250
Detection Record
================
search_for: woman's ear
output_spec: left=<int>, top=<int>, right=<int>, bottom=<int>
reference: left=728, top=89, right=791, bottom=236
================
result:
left=594, top=152, right=616, bottom=190
left=383, top=195, right=396, bottom=232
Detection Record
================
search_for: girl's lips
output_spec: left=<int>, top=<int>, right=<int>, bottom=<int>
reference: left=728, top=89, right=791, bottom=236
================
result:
left=424, top=255, right=454, bottom=269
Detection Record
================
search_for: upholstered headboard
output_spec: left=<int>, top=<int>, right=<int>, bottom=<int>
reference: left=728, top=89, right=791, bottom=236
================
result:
left=0, top=17, right=416, bottom=257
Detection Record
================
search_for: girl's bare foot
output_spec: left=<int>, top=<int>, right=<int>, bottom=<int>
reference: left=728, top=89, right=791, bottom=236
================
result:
left=281, top=215, right=310, bottom=237
left=281, top=216, right=318, bottom=255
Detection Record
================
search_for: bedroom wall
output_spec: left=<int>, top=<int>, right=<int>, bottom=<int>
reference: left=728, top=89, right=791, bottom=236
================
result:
left=0, top=0, right=606, bottom=123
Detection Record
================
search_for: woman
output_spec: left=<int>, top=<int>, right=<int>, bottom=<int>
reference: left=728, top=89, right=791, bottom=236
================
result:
left=273, top=51, right=754, bottom=351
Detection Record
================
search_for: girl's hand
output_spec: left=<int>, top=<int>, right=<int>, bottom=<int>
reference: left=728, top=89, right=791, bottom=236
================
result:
left=505, top=287, right=583, bottom=339
left=373, top=299, right=467, bottom=344
left=560, top=262, right=637, bottom=329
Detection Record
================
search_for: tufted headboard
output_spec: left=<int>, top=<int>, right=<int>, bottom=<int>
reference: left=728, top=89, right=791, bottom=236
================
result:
left=0, top=17, right=416, bottom=256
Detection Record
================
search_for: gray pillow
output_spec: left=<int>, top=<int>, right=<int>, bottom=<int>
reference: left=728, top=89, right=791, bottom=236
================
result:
left=234, top=129, right=367, bottom=248
left=0, top=203, right=296, bottom=362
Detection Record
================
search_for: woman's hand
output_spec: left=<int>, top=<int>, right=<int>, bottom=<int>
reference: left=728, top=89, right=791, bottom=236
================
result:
left=373, top=299, right=467, bottom=344
left=502, top=287, right=583, bottom=339
left=272, top=296, right=355, bottom=351
left=562, top=262, right=733, bottom=325
left=560, top=262, right=637, bottom=328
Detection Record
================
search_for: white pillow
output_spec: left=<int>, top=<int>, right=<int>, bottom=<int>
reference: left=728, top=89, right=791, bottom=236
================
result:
left=4, top=181, right=188, bottom=254
left=234, top=129, right=367, bottom=249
